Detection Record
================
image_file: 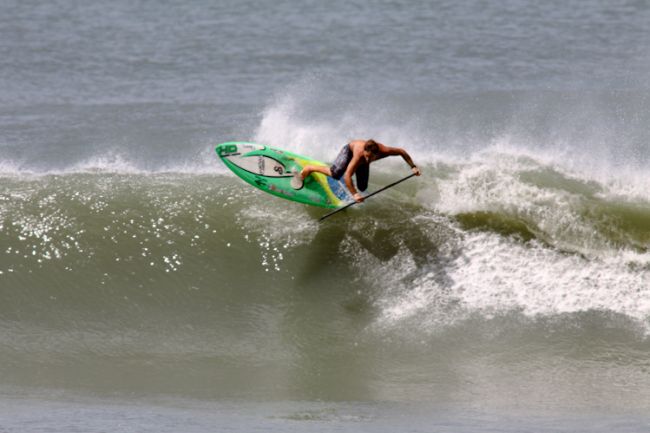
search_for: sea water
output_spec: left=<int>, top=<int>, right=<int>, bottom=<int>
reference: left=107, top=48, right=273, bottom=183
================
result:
left=2, top=0, right=650, bottom=431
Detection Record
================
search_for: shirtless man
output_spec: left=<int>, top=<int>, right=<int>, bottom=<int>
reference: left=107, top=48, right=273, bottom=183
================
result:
left=295, top=139, right=421, bottom=203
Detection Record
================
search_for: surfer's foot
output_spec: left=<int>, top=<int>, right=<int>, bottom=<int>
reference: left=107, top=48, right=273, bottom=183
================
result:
left=290, top=169, right=304, bottom=190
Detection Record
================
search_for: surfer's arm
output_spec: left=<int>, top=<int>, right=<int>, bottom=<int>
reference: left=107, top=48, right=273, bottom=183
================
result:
left=344, top=155, right=364, bottom=202
left=377, top=143, right=421, bottom=175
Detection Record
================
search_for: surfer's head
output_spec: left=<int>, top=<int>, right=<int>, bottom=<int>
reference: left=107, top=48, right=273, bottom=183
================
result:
left=364, top=139, right=380, bottom=161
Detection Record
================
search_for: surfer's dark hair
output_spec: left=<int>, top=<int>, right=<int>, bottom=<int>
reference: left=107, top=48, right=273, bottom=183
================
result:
left=364, top=139, right=380, bottom=154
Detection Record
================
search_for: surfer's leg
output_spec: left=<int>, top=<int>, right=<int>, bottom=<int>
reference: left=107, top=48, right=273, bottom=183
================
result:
left=293, top=165, right=331, bottom=189
left=355, top=164, right=369, bottom=192
left=300, top=165, right=332, bottom=179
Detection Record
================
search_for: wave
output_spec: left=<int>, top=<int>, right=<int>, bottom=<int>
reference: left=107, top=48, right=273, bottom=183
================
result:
left=1, top=158, right=649, bottom=334
left=3, top=83, right=650, bottom=336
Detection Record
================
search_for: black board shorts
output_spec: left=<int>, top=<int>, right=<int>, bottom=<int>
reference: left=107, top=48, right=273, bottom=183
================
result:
left=329, top=144, right=369, bottom=192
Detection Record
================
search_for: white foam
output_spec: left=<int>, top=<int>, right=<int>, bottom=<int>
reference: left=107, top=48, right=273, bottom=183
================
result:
left=0, top=160, right=36, bottom=177
left=253, top=92, right=347, bottom=161
left=377, top=228, right=650, bottom=332
left=466, top=136, right=650, bottom=204
left=67, top=152, right=144, bottom=174
left=411, top=138, right=650, bottom=256
left=252, top=80, right=437, bottom=164
left=255, top=81, right=650, bottom=204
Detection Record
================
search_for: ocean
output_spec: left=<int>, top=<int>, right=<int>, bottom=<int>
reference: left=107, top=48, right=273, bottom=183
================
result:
left=2, top=0, right=650, bottom=431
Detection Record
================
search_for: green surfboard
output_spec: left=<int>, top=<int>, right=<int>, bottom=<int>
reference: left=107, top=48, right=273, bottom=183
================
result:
left=216, top=142, right=352, bottom=208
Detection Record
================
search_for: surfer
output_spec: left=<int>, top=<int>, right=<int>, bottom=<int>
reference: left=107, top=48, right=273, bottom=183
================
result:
left=294, top=139, right=421, bottom=202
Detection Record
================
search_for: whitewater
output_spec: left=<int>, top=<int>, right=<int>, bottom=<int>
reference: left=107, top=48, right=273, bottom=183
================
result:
left=2, top=0, right=650, bottom=431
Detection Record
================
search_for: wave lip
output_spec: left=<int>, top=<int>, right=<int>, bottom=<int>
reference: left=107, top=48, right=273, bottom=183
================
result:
left=0, top=145, right=224, bottom=177
left=429, top=147, right=650, bottom=256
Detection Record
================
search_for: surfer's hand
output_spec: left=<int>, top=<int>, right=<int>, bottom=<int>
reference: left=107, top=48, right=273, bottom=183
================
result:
left=353, top=192, right=364, bottom=203
left=412, top=166, right=421, bottom=176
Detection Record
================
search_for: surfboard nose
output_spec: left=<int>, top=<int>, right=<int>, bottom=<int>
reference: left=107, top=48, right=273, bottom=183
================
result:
left=216, top=142, right=241, bottom=157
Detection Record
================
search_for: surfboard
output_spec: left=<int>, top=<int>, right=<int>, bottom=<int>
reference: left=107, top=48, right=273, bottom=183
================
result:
left=216, top=142, right=352, bottom=208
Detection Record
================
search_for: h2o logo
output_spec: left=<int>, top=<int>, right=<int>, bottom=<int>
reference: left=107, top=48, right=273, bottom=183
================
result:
left=218, top=144, right=238, bottom=156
